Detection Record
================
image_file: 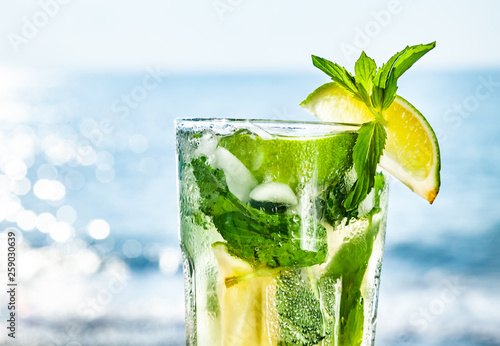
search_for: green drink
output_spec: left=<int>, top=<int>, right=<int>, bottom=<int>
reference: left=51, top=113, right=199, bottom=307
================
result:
left=176, top=119, right=388, bottom=345
left=175, top=42, right=442, bottom=346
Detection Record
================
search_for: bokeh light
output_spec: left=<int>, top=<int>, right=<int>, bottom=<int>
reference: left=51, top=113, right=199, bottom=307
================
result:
left=2, top=194, right=23, bottom=222
left=42, top=134, right=74, bottom=165
left=76, top=145, right=97, bottom=166
left=11, top=177, right=31, bottom=195
left=16, top=210, right=38, bottom=231
left=50, top=222, right=74, bottom=242
left=122, top=239, right=142, bottom=258
left=34, top=179, right=66, bottom=201
left=88, top=219, right=110, bottom=240
left=95, top=167, right=115, bottom=183
left=96, top=151, right=115, bottom=169
left=143, top=243, right=162, bottom=261
left=56, top=205, right=77, bottom=224
left=1, top=156, right=27, bottom=179
left=36, top=212, right=57, bottom=233
left=159, top=248, right=181, bottom=275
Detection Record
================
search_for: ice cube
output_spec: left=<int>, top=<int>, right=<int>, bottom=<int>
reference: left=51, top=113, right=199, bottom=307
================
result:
left=244, top=120, right=274, bottom=140
left=194, top=132, right=218, bottom=162
left=214, top=147, right=257, bottom=203
left=249, top=182, right=298, bottom=206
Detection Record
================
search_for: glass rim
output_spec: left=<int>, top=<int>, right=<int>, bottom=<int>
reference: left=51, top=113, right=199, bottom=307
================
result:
left=175, top=117, right=361, bottom=131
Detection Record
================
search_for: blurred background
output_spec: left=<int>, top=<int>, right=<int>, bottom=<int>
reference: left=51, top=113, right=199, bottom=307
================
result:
left=0, top=1, right=499, bottom=345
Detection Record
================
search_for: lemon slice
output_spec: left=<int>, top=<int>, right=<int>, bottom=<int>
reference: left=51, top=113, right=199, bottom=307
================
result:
left=212, top=243, right=279, bottom=345
left=301, top=82, right=440, bottom=203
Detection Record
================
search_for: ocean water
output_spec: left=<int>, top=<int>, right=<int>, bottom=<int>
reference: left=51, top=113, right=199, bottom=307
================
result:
left=0, top=70, right=499, bottom=345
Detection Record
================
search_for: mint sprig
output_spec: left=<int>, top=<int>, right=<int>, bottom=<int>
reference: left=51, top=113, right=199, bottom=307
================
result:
left=311, top=42, right=436, bottom=210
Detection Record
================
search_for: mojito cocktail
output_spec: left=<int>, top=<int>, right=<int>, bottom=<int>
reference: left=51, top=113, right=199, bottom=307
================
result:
left=176, top=119, right=388, bottom=345
left=175, top=42, right=441, bottom=346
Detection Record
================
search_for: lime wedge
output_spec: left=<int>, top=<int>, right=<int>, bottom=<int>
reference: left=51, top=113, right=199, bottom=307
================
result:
left=301, top=82, right=440, bottom=203
left=219, top=131, right=357, bottom=192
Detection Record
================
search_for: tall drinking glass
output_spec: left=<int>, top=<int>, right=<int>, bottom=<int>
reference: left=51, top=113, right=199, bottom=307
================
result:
left=175, top=119, right=388, bottom=346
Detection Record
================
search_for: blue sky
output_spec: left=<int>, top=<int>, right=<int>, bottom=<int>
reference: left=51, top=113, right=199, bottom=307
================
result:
left=1, top=0, right=499, bottom=72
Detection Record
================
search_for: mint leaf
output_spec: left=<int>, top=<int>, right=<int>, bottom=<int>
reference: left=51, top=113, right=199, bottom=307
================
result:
left=344, top=121, right=386, bottom=211
left=191, top=157, right=327, bottom=269
left=371, top=55, right=401, bottom=111
left=354, top=52, right=377, bottom=85
left=354, top=52, right=376, bottom=103
left=370, top=84, right=384, bottom=112
left=382, top=75, right=398, bottom=110
left=390, top=42, right=436, bottom=81
left=213, top=211, right=327, bottom=269
left=373, top=50, right=403, bottom=90
left=374, top=42, right=436, bottom=110
left=312, top=55, right=359, bottom=97
left=316, top=178, right=358, bottom=224
left=191, top=156, right=245, bottom=216
left=276, top=270, right=327, bottom=346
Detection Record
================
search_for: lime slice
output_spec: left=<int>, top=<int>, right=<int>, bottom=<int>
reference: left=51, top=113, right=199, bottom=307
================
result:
left=212, top=243, right=279, bottom=345
left=219, top=131, right=357, bottom=192
left=301, top=82, right=440, bottom=203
